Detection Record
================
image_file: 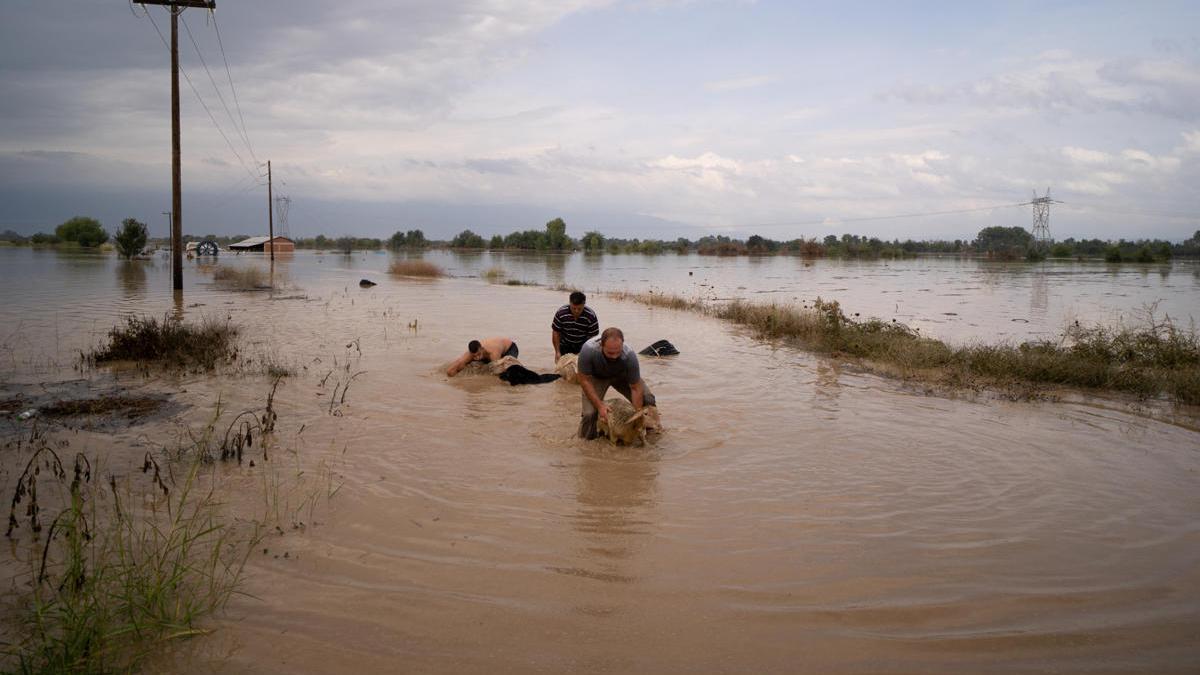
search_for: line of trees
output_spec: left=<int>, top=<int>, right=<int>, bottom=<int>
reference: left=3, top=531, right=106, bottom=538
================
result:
left=5, top=217, right=1197, bottom=262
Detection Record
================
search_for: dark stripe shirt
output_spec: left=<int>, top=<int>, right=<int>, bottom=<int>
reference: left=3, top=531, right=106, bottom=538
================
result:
left=551, top=305, right=599, bottom=348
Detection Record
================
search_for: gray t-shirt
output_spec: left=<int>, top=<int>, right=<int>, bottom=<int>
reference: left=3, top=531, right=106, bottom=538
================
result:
left=578, top=337, right=640, bottom=383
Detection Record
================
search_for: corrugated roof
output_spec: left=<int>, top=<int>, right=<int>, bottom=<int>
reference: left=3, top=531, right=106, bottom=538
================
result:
left=229, top=236, right=291, bottom=249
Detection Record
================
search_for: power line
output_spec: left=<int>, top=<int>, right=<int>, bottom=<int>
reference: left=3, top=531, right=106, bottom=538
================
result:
left=211, top=13, right=258, bottom=167
left=737, top=202, right=1027, bottom=230
left=143, top=6, right=260, bottom=185
left=1057, top=203, right=1197, bottom=220
left=181, top=13, right=259, bottom=168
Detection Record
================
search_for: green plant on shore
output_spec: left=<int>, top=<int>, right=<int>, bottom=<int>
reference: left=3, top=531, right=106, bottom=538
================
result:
left=86, top=315, right=236, bottom=371
left=610, top=291, right=1200, bottom=405
left=2, top=439, right=258, bottom=673
left=482, top=267, right=507, bottom=281
left=0, top=380, right=332, bottom=673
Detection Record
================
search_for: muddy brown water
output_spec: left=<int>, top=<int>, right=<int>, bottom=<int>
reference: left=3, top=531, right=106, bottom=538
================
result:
left=1, top=249, right=1199, bottom=673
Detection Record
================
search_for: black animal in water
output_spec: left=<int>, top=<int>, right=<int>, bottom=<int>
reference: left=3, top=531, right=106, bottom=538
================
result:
left=359, top=278, right=377, bottom=287
left=639, top=339, right=679, bottom=357
left=498, top=365, right=561, bottom=386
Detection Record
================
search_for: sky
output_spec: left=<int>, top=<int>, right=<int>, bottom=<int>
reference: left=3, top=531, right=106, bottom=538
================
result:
left=1, top=0, right=1198, bottom=242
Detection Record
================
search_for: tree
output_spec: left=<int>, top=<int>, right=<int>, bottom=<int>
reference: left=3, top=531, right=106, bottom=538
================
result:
left=973, top=226, right=1032, bottom=253
left=335, top=236, right=355, bottom=253
left=545, top=217, right=568, bottom=251
left=451, top=229, right=485, bottom=248
left=405, top=229, right=427, bottom=248
left=55, top=216, right=108, bottom=247
left=30, top=232, right=59, bottom=245
left=389, top=229, right=428, bottom=250
left=581, top=230, right=605, bottom=252
left=114, top=218, right=148, bottom=259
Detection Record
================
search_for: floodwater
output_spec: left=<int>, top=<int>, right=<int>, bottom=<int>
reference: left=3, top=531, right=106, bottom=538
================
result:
left=1, top=247, right=1199, bottom=673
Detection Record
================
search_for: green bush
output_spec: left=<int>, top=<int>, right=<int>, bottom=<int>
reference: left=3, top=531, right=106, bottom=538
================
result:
left=55, top=216, right=108, bottom=248
left=114, top=218, right=149, bottom=259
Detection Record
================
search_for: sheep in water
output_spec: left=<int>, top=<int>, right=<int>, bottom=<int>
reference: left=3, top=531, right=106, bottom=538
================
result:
left=598, top=398, right=651, bottom=446
left=555, top=353, right=579, bottom=384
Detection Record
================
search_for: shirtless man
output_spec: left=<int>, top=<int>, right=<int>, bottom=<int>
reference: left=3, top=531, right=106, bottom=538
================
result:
left=446, top=336, right=518, bottom=376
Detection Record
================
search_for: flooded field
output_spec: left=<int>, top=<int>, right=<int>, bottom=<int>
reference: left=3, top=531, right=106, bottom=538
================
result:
left=2, top=248, right=1199, bottom=673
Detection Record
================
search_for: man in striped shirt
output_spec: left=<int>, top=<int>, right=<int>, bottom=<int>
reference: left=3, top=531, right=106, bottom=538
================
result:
left=551, top=291, right=599, bottom=360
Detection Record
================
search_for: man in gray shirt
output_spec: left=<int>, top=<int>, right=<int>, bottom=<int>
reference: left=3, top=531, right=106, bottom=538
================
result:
left=577, top=327, right=657, bottom=439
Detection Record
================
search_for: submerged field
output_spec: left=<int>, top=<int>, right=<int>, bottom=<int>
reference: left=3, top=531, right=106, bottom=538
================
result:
left=1, top=248, right=1199, bottom=673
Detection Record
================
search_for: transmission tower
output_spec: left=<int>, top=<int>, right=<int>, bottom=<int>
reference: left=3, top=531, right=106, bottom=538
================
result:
left=1030, top=187, right=1059, bottom=248
left=274, top=195, right=291, bottom=239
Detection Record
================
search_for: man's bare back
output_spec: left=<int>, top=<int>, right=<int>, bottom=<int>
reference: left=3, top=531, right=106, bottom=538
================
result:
left=446, top=336, right=517, bottom=376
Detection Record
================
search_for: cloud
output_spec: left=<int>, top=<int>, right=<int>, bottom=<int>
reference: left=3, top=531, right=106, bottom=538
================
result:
left=1062, top=147, right=1111, bottom=164
left=883, top=55, right=1200, bottom=120
left=703, top=75, right=774, bottom=93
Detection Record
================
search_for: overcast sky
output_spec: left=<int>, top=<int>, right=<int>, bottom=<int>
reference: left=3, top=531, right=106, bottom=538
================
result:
left=1, top=0, right=1198, bottom=241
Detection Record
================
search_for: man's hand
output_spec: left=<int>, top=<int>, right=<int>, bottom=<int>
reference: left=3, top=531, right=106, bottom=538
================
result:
left=597, top=403, right=610, bottom=422
left=554, top=350, right=561, bottom=361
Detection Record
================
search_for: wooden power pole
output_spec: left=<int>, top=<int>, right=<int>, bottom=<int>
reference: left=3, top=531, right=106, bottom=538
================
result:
left=267, top=160, right=274, bottom=261
left=139, top=0, right=216, bottom=291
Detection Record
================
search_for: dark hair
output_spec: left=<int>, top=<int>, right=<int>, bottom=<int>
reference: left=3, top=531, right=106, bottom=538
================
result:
left=569, top=291, right=586, bottom=305
left=468, top=340, right=482, bottom=353
left=600, top=327, right=624, bottom=346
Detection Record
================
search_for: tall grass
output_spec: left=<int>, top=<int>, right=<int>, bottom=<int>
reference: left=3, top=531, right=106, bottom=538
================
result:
left=86, top=315, right=236, bottom=371
left=482, top=266, right=507, bottom=282
left=2, top=443, right=258, bottom=673
left=388, top=259, right=443, bottom=278
left=1, top=381, right=309, bottom=672
left=611, top=291, right=1200, bottom=404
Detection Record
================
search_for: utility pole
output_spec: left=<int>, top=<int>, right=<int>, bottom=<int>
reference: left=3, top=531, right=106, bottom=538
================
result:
left=139, top=0, right=216, bottom=290
left=267, top=159, right=274, bottom=261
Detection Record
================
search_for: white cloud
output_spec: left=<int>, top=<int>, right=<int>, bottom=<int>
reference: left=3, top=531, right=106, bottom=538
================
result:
left=1062, top=146, right=1111, bottom=164
left=1182, top=130, right=1200, bottom=154
left=703, top=75, right=774, bottom=93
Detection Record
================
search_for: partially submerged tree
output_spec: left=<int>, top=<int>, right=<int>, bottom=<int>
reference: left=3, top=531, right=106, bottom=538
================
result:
left=55, top=216, right=108, bottom=248
left=114, top=218, right=149, bottom=259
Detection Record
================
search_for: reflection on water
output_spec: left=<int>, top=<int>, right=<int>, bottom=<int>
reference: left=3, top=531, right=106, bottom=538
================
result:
left=1, top=247, right=1198, bottom=673
left=1029, top=269, right=1049, bottom=316
left=116, top=261, right=147, bottom=299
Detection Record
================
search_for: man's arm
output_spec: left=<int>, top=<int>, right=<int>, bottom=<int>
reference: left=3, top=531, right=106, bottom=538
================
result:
left=579, top=373, right=609, bottom=421
left=551, top=329, right=561, bottom=360
left=630, top=379, right=645, bottom=410
left=446, top=351, right=473, bottom=377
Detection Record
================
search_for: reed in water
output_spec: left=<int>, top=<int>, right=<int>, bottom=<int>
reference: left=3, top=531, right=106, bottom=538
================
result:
left=610, top=291, right=1200, bottom=404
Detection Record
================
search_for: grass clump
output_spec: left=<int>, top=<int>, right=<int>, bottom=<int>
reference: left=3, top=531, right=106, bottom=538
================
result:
left=388, top=259, right=443, bottom=278
left=212, top=266, right=269, bottom=290
left=87, top=315, right=236, bottom=371
left=2, top=443, right=257, bottom=673
left=612, top=291, right=1200, bottom=405
left=504, top=278, right=539, bottom=286
left=482, top=267, right=507, bottom=282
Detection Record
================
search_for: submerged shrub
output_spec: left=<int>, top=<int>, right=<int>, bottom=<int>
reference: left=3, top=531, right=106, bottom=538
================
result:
left=212, top=266, right=270, bottom=290
left=88, top=315, right=236, bottom=370
left=388, top=259, right=443, bottom=278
